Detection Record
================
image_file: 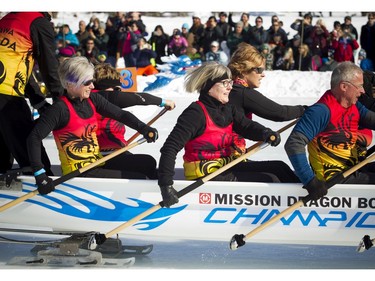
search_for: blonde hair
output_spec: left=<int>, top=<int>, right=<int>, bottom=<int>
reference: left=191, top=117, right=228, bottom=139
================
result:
left=184, top=62, right=231, bottom=93
left=58, top=56, right=94, bottom=89
left=227, top=43, right=265, bottom=79
left=94, top=63, right=120, bottom=81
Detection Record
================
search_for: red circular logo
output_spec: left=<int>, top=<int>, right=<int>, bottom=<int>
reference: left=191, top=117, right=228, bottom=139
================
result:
left=199, top=193, right=211, bottom=204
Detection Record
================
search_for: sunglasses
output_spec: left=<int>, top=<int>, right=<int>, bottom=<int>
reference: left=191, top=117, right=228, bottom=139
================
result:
left=82, top=79, right=95, bottom=86
left=219, top=79, right=234, bottom=88
left=251, top=67, right=265, bottom=74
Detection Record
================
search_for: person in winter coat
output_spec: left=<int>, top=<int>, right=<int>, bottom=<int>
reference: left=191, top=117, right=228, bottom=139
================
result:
left=228, top=42, right=304, bottom=183
left=260, top=43, right=274, bottom=70
left=55, top=24, right=80, bottom=49
left=116, top=20, right=142, bottom=67
left=133, top=38, right=159, bottom=76
left=158, top=62, right=282, bottom=208
left=217, top=12, right=231, bottom=40
left=267, top=19, right=288, bottom=46
left=331, top=26, right=359, bottom=63
left=188, top=15, right=205, bottom=54
left=290, top=13, right=314, bottom=47
left=79, top=37, right=100, bottom=65
left=226, top=21, right=245, bottom=56
left=309, top=19, right=330, bottom=59
left=148, top=25, right=170, bottom=65
left=274, top=46, right=295, bottom=70
left=228, top=12, right=251, bottom=33
left=168, top=29, right=188, bottom=57
left=358, top=49, right=374, bottom=71
left=248, top=16, right=268, bottom=51
left=295, top=43, right=313, bottom=71
left=205, top=41, right=228, bottom=65
left=91, top=21, right=109, bottom=53
left=199, top=16, right=224, bottom=56
left=340, top=15, right=358, bottom=40
left=360, top=13, right=375, bottom=67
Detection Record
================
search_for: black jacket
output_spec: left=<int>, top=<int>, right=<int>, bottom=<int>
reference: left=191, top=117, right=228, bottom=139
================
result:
left=29, top=12, right=64, bottom=99
left=229, top=84, right=305, bottom=121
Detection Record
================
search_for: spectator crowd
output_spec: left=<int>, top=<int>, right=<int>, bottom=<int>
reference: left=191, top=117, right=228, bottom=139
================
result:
left=50, top=11, right=375, bottom=73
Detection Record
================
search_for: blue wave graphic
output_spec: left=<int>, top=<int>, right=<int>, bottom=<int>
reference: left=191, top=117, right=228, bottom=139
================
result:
left=0, top=180, right=186, bottom=231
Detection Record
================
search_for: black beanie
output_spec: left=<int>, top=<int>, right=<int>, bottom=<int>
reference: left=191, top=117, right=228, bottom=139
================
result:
left=201, top=73, right=230, bottom=94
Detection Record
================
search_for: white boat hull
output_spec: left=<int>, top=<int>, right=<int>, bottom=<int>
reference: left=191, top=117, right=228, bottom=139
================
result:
left=1, top=176, right=375, bottom=246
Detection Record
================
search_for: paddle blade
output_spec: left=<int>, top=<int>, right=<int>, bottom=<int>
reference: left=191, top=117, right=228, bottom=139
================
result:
left=87, top=233, right=107, bottom=250
left=229, top=234, right=246, bottom=251
left=356, top=235, right=373, bottom=253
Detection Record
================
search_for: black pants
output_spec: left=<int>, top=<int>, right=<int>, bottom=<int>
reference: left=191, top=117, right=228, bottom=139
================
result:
left=81, top=151, right=157, bottom=179
left=212, top=160, right=300, bottom=183
left=0, top=95, right=52, bottom=175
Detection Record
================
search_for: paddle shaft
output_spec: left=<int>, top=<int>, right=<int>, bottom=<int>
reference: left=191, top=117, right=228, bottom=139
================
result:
left=0, top=138, right=146, bottom=213
left=127, top=107, right=168, bottom=144
left=243, top=151, right=375, bottom=242
left=105, top=119, right=298, bottom=238
left=0, top=107, right=169, bottom=213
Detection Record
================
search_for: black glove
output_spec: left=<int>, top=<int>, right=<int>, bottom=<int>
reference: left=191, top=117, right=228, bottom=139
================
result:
left=141, top=126, right=158, bottom=143
left=262, top=129, right=281, bottom=147
left=35, top=173, right=55, bottom=195
left=303, top=177, right=328, bottom=200
left=160, top=185, right=179, bottom=208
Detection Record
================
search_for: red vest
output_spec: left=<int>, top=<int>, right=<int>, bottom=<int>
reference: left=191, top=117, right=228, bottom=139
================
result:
left=183, top=101, right=235, bottom=180
left=96, top=113, right=127, bottom=152
left=308, top=91, right=360, bottom=180
left=53, top=96, right=103, bottom=175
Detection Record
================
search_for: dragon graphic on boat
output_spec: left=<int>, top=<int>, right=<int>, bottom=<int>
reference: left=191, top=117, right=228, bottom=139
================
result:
left=0, top=181, right=186, bottom=231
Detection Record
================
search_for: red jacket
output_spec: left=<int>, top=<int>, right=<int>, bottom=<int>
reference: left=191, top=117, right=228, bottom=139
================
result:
left=331, top=36, right=359, bottom=62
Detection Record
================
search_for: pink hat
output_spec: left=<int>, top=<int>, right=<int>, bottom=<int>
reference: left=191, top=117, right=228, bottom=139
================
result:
left=58, top=46, right=76, bottom=57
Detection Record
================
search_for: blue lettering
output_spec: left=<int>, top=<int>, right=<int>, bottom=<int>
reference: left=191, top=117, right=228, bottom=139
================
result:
left=345, top=212, right=362, bottom=227
left=282, top=210, right=323, bottom=226
left=355, top=212, right=375, bottom=228
left=203, top=208, right=375, bottom=229
left=204, top=208, right=235, bottom=223
left=320, top=211, right=346, bottom=226
left=231, top=209, right=268, bottom=224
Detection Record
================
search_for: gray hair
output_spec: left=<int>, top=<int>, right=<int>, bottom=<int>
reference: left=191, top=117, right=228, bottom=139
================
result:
left=58, top=56, right=95, bottom=89
left=331, top=61, right=363, bottom=89
left=184, top=61, right=232, bottom=93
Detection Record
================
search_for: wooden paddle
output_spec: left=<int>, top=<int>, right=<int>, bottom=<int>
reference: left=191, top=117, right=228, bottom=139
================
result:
left=90, top=119, right=298, bottom=248
left=0, top=107, right=169, bottom=213
left=126, top=107, right=169, bottom=144
left=0, top=138, right=147, bottom=213
left=229, top=150, right=375, bottom=251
